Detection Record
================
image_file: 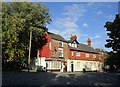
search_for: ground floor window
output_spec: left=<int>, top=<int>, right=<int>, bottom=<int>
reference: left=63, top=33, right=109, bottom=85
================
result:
left=46, top=62, right=51, bottom=69
left=77, top=62, right=80, bottom=69
left=46, top=61, right=62, bottom=69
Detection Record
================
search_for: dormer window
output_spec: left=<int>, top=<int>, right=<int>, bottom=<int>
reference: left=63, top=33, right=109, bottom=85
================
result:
left=59, top=41, right=63, bottom=47
left=72, top=43, right=74, bottom=47
left=75, top=43, right=77, bottom=48
left=71, top=41, right=77, bottom=48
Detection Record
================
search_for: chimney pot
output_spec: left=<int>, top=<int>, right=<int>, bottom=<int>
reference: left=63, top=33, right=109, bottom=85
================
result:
left=87, top=38, right=91, bottom=46
left=70, top=35, right=77, bottom=40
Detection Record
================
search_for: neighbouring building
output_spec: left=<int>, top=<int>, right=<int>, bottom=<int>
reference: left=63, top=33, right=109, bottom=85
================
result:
left=95, top=48, right=108, bottom=71
left=35, top=31, right=104, bottom=72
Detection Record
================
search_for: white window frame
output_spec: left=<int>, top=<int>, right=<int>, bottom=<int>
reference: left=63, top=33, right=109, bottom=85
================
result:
left=51, top=62, right=54, bottom=69
left=58, top=41, right=63, bottom=47
left=74, top=41, right=77, bottom=48
left=76, top=52, right=80, bottom=57
left=86, top=53, right=89, bottom=58
left=71, top=43, right=74, bottom=47
left=72, top=52, right=74, bottom=56
left=75, top=44, right=77, bottom=48
left=77, top=62, right=80, bottom=68
left=71, top=41, right=77, bottom=48
left=93, top=54, right=96, bottom=58
left=58, top=48, right=63, bottom=57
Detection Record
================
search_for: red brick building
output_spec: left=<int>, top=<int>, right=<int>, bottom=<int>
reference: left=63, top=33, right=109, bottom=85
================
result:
left=35, top=32, right=104, bottom=72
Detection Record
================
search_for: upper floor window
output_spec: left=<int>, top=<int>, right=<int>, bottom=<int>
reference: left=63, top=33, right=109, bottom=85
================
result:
left=70, top=41, right=77, bottom=48
left=72, top=52, right=74, bottom=56
left=76, top=52, right=80, bottom=57
left=93, top=54, right=96, bottom=58
left=58, top=48, right=63, bottom=57
left=59, top=41, right=63, bottom=47
left=71, top=43, right=74, bottom=47
left=86, top=53, right=89, bottom=58
left=74, top=41, right=77, bottom=48
left=71, top=43, right=77, bottom=48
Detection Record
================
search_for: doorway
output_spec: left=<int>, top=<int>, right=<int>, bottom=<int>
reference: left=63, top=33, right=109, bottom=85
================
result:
left=71, top=63, right=74, bottom=72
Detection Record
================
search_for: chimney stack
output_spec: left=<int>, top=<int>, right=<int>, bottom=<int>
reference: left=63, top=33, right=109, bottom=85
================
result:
left=87, top=38, right=91, bottom=46
left=70, top=35, right=77, bottom=40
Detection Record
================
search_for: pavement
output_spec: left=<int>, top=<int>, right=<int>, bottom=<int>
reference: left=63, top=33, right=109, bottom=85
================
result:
left=2, top=71, right=120, bottom=86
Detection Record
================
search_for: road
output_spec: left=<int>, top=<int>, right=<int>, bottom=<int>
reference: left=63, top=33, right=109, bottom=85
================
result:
left=2, top=71, right=120, bottom=86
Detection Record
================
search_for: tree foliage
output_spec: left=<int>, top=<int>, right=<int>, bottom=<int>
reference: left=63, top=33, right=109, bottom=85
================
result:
left=2, top=2, right=51, bottom=62
left=104, top=52, right=120, bottom=69
left=105, top=14, right=120, bottom=53
left=104, top=14, right=120, bottom=69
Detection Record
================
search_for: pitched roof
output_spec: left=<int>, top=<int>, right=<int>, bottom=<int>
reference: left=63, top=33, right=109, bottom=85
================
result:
left=47, top=32, right=67, bottom=42
left=48, top=32, right=98, bottom=53
left=67, top=39, right=79, bottom=44
left=68, top=43, right=98, bottom=54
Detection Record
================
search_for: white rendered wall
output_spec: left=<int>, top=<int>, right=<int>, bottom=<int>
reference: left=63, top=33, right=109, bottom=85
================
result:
left=35, top=57, right=46, bottom=67
left=67, top=59, right=101, bottom=72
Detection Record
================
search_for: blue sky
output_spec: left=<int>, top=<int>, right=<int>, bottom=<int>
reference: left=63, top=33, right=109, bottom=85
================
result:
left=41, top=2, right=118, bottom=52
left=3, top=1, right=119, bottom=51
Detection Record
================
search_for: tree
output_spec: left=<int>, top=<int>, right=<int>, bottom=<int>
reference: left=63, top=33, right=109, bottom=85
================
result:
left=104, top=52, right=120, bottom=70
left=2, top=2, right=51, bottom=69
left=104, top=14, right=120, bottom=70
left=104, top=14, right=120, bottom=54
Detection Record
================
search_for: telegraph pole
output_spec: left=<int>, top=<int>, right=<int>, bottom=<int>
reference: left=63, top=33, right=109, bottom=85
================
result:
left=28, top=30, right=32, bottom=72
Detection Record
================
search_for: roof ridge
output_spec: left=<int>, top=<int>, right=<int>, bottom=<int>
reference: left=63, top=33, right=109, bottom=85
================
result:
left=47, top=31, right=67, bottom=42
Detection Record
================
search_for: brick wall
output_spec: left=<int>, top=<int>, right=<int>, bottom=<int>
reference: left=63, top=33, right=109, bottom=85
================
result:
left=51, top=39, right=59, bottom=58
left=63, top=42, right=68, bottom=59
left=68, top=50, right=98, bottom=61
left=50, top=39, right=68, bottom=59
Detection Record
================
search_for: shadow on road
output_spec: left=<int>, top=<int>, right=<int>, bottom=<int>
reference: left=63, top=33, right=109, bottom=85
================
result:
left=2, top=71, right=120, bottom=87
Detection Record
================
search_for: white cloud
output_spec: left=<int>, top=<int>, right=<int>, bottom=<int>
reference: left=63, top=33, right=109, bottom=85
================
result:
left=49, top=29, right=60, bottom=34
left=92, top=41, right=101, bottom=47
left=95, top=35, right=100, bottom=38
left=49, top=3, right=98, bottom=41
left=50, top=20, right=88, bottom=40
left=48, top=4, right=89, bottom=40
left=63, top=4, right=87, bottom=19
left=82, top=23, right=88, bottom=28
left=106, top=15, right=114, bottom=20
left=96, top=10, right=103, bottom=15
left=90, top=35, right=101, bottom=39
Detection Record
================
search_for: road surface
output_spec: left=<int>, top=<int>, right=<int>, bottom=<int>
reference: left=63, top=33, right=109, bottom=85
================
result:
left=2, top=71, right=120, bottom=86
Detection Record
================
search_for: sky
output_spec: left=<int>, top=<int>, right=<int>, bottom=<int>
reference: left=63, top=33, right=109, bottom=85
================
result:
left=40, top=2, right=118, bottom=52
left=4, top=1, right=118, bottom=51
left=2, top=0, right=120, bottom=51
